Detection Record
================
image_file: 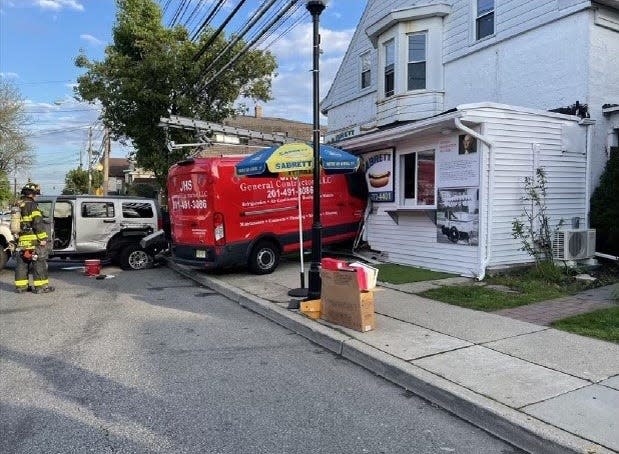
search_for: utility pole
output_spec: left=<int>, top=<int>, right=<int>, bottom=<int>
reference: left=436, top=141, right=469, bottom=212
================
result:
left=87, top=127, right=93, bottom=194
left=103, top=128, right=110, bottom=196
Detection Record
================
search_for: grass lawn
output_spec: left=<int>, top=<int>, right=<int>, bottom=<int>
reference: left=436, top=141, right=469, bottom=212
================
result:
left=375, top=263, right=455, bottom=284
left=551, top=307, right=619, bottom=343
left=419, top=282, right=567, bottom=311
left=419, top=262, right=619, bottom=311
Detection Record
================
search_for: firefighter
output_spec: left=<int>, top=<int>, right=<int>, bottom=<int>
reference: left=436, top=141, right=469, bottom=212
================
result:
left=14, top=182, right=55, bottom=294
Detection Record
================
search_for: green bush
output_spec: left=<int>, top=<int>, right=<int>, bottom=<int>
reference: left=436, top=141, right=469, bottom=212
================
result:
left=590, top=147, right=619, bottom=255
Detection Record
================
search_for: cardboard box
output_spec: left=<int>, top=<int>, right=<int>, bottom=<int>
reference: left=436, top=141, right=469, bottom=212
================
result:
left=320, top=269, right=375, bottom=332
left=300, top=299, right=321, bottom=320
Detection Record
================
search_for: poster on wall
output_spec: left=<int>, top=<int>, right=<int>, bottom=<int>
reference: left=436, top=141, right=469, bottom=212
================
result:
left=436, top=188, right=479, bottom=245
left=437, top=135, right=480, bottom=188
left=435, top=135, right=481, bottom=246
left=362, top=148, right=394, bottom=202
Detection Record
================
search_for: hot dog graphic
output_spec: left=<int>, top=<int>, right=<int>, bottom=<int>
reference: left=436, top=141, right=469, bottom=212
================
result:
left=368, top=170, right=391, bottom=188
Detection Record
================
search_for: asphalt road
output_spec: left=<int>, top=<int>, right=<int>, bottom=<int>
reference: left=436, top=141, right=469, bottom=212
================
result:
left=0, top=260, right=523, bottom=454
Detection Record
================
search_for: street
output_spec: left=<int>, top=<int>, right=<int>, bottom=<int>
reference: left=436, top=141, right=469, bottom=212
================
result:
left=0, top=261, right=523, bottom=454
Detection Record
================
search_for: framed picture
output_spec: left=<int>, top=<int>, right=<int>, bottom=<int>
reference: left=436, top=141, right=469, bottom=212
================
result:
left=458, top=134, right=477, bottom=155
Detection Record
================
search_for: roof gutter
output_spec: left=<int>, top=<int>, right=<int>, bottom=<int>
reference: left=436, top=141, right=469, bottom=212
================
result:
left=454, top=117, right=495, bottom=281
left=339, top=111, right=463, bottom=150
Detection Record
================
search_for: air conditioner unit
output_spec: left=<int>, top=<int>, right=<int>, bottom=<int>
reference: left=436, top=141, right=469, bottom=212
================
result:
left=552, top=229, right=596, bottom=261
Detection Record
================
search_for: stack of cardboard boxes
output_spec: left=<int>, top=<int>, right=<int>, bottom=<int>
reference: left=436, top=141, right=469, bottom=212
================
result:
left=301, top=259, right=377, bottom=332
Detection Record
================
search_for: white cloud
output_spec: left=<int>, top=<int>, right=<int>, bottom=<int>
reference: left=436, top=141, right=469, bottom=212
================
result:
left=80, top=33, right=103, bottom=46
left=0, top=72, right=19, bottom=79
left=35, top=0, right=84, bottom=12
left=259, top=22, right=352, bottom=124
left=265, top=23, right=354, bottom=60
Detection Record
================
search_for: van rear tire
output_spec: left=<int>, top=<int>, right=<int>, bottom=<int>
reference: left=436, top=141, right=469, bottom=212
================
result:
left=119, top=244, right=153, bottom=270
left=248, top=241, right=279, bottom=275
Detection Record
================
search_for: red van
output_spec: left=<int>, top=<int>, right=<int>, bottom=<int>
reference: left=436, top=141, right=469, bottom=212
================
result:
left=167, top=156, right=367, bottom=274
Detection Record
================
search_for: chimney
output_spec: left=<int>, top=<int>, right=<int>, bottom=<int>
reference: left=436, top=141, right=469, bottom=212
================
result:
left=254, top=105, right=263, bottom=118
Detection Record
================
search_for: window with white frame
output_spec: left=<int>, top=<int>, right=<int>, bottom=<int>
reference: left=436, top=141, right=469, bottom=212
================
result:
left=400, top=150, right=435, bottom=206
left=360, top=51, right=371, bottom=89
left=476, top=0, right=495, bottom=40
left=384, top=39, right=395, bottom=97
left=407, top=32, right=426, bottom=91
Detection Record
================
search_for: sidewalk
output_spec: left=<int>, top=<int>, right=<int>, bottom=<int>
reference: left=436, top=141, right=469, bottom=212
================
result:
left=166, top=258, right=619, bottom=454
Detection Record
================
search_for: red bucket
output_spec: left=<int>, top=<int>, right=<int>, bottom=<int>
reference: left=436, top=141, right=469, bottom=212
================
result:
left=84, top=259, right=101, bottom=276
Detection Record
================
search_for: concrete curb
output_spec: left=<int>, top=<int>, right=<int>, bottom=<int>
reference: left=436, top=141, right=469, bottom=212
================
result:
left=167, top=260, right=612, bottom=454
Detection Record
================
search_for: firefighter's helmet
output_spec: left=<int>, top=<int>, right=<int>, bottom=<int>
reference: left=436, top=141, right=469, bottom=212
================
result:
left=21, top=182, right=41, bottom=196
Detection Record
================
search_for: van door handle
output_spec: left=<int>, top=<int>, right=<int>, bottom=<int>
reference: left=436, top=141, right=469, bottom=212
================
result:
left=103, top=219, right=116, bottom=223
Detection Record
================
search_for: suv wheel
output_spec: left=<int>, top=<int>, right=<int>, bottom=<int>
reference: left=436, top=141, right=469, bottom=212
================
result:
left=119, top=244, right=152, bottom=270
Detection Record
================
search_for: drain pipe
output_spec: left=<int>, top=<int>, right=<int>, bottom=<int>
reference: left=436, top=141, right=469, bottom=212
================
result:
left=579, top=118, right=595, bottom=227
left=455, top=118, right=495, bottom=280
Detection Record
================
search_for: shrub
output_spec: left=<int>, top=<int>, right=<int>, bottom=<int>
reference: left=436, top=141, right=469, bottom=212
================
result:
left=590, top=148, right=619, bottom=255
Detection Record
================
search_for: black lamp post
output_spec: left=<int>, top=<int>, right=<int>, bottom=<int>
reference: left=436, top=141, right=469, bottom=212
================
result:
left=306, top=0, right=326, bottom=301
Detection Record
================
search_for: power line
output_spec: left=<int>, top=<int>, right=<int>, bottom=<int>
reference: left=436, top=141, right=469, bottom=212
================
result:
left=199, top=0, right=299, bottom=91
left=198, top=0, right=278, bottom=73
left=190, top=0, right=227, bottom=41
left=27, top=125, right=92, bottom=137
left=192, top=0, right=249, bottom=61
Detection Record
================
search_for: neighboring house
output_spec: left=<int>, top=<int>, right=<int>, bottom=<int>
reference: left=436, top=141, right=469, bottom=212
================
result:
left=196, top=106, right=327, bottom=156
left=321, top=0, right=618, bottom=276
left=107, top=158, right=131, bottom=195
left=103, top=158, right=158, bottom=197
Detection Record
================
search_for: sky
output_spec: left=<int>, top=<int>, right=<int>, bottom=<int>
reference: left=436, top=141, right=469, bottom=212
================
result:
left=0, top=0, right=364, bottom=195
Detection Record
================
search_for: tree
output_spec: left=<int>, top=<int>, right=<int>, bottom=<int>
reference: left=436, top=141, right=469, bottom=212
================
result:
left=0, top=80, right=34, bottom=174
left=0, top=170, right=12, bottom=208
left=74, top=0, right=277, bottom=191
left=62, top=167, right=104, bottom=194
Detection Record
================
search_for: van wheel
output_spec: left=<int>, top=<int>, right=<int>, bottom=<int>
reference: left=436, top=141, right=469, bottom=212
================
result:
left=249, top=241, right=279, bottom=275
left=119, top=244, right=153, bottom=270
left=0, top=248, right=8, bottom=271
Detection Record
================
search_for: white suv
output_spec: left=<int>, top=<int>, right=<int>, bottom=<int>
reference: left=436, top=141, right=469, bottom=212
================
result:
left=0, top=195, right=167, bottom=271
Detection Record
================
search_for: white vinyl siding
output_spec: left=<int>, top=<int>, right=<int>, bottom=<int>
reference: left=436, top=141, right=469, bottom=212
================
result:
left=352, top=104, right=588, bottom=276
left=466, top=106, right=587, bottom=268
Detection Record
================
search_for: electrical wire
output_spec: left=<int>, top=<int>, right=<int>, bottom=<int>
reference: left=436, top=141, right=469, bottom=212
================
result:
left=198, top=0, right=278, bottom=73
left=192, top=0, right=249, bottom=61
left=190, top=0, right=227, bottom=41
left=199, top=0, right=299, bottom=91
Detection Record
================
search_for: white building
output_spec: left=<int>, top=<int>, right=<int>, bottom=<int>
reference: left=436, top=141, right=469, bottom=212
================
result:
left=321, top=0, right=618, bottom=276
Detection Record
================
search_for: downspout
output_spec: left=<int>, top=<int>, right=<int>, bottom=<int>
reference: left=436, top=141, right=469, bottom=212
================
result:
left=454, top=118, right=494, bottom=280
left=579, top=118, right=595, bottom=228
